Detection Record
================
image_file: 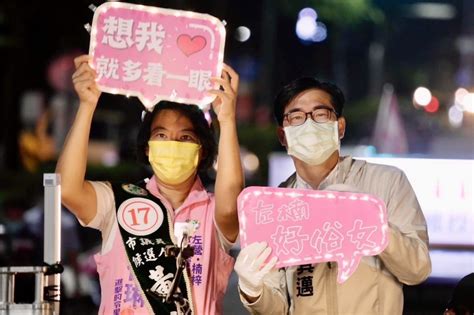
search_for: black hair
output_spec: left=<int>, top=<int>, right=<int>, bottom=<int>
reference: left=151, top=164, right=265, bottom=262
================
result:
left=446, top=273, right=474, bottom=315
left=136, top=101, right=217, bottom=173
left=273, top=77, right=345, bottom=126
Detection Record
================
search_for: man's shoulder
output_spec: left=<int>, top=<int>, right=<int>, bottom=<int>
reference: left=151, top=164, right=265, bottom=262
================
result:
left=358, top=159, right=405, bottom=178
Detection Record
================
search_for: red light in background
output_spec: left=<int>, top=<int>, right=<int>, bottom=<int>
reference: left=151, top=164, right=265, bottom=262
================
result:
left=424, top=96, right=439, bottom=113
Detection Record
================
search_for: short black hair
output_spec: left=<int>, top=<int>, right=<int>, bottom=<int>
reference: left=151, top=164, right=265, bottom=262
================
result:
left=273, top=77, right=345, bottom=126
left=136, top=101, right=217, bottom=172
left=446, top=273, right=474, bottom=314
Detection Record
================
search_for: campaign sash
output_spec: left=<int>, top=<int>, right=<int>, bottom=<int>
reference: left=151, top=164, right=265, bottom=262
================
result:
left=112, top=182, right=194, bottom=314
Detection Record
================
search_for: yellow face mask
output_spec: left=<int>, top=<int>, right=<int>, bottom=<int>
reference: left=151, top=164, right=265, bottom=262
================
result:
left=148, top=140, right=201, bottom=185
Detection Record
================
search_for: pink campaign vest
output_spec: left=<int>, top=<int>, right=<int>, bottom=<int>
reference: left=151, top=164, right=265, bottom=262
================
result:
left=94, top=177, right=234, bottom=314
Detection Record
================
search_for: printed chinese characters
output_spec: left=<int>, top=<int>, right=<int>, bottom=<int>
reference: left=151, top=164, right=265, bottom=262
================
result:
left=96, top=14, right=212, bottom=91
left=102, top=17, right=166, bottom=53
left=253, top=199, right=380, bottom=258
left=190, top=235, right=203, bottom=286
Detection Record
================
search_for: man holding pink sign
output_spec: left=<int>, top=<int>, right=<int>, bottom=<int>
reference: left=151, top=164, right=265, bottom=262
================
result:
left=235, top=77, right=431, bottom=314
left=56, top=3, right=242, bottom=315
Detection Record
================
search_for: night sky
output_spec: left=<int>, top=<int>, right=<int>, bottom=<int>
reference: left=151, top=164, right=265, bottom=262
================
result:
left=0, top=0, right=471, bottom=170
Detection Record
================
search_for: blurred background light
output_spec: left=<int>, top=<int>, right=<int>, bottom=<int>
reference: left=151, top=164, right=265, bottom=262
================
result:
left=234, top=26, right=251, bottom=42
left=296, top=7, right=327, bottom=43
left=448, top=105, right=463, bottom=128
left=454, top=88, right=469, bottom=110
left=406, top=2, right=456, bottom=20
left=461, top=93, right=474, bottom=113
left=213, top=148, right=260, bottom=175
left=296, top=15, right=317, bottom=41
left=298, top=7, right=317, bottom=20
left=424, top=96, right=440, bottom=113
left=102, top=150, right=119, bottom=167
left=413, top=87, right=432, bottom=106
left=312, top=22, right=327, bottom=42
left=242, top=151, right=260, bottom=174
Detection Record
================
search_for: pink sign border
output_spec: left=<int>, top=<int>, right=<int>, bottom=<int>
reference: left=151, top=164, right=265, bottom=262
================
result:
left=238, top=186, right=390, bottom=282
left=88, top=2, right=226, bottom=110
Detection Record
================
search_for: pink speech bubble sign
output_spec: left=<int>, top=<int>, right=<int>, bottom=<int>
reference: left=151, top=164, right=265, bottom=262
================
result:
left=238, top=186, right=389, bottom=283
left=89, top=2, right=226, bottom=110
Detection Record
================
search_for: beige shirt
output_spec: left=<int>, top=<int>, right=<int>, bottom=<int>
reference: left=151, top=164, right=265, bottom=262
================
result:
left=241, top=156, right=431, bottom=315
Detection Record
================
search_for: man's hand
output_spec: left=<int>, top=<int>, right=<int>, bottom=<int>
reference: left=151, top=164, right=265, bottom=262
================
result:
left=234, top=242, right=278, bottom=301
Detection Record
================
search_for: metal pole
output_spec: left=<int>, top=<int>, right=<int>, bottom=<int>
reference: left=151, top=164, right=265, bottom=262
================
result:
left=43, top=174, right=61, bottom=314
left=6, top=273, right=14, bottom=303
left=34, top=271, right=44, bottom=304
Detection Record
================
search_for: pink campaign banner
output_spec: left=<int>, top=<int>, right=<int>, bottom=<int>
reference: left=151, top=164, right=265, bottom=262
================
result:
left=238, top=187, right=389, bottom=283
left=89, top=2, right=226, bottom=110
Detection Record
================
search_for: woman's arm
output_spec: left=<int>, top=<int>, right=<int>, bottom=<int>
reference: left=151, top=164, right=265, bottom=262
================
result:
left=208, top=64, right=244, bottom=242
left=55, top=55, right=102, bottom=224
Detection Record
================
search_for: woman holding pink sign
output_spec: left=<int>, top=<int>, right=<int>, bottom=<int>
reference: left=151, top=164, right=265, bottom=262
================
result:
left=56, top=54, right=243, bottom=315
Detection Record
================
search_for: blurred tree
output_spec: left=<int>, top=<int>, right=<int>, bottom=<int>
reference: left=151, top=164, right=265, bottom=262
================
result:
left=237, top=124, right=279, bottom=185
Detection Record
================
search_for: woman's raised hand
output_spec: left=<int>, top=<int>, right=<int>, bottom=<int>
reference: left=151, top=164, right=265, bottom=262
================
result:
left=72, top=55, right=101, bottom=109
left=208, top=63, right=239, bottom=125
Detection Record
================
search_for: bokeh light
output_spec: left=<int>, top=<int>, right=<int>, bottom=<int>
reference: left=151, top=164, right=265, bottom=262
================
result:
left=454, top=88, right=468, bottom=105
left=448, top=105, right=463, bottom=127
left=298, top=7, right=317, bottom=20
left=413, top=87, right=432, bottom=106
left=461, top=93, right=474, bottom=113
left=424, top=96, right=439, bottom=113
left=295, top=7, right=327, bottom=43
left=296, top=16, right=317, bottom=41
left=235, top=26, right=251, bottom=42
left=312, top=22, right=327, bottom=42
left=242, top=151, right=260, bottom=174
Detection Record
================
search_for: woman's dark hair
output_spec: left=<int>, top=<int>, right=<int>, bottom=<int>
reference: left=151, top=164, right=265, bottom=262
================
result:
left=446, top=273, right=474, bottom=315
left=273, top=77, right=345, bottom=126
left=137, top=101, right=217, bottom=172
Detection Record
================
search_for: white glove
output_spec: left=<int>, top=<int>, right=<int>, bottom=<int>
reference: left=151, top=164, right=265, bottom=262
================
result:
left=234, top=242, right=278, bottom=298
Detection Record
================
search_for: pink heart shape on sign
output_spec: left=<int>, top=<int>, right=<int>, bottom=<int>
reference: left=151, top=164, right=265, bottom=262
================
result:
left=177, top=35, right=207, bottom=57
